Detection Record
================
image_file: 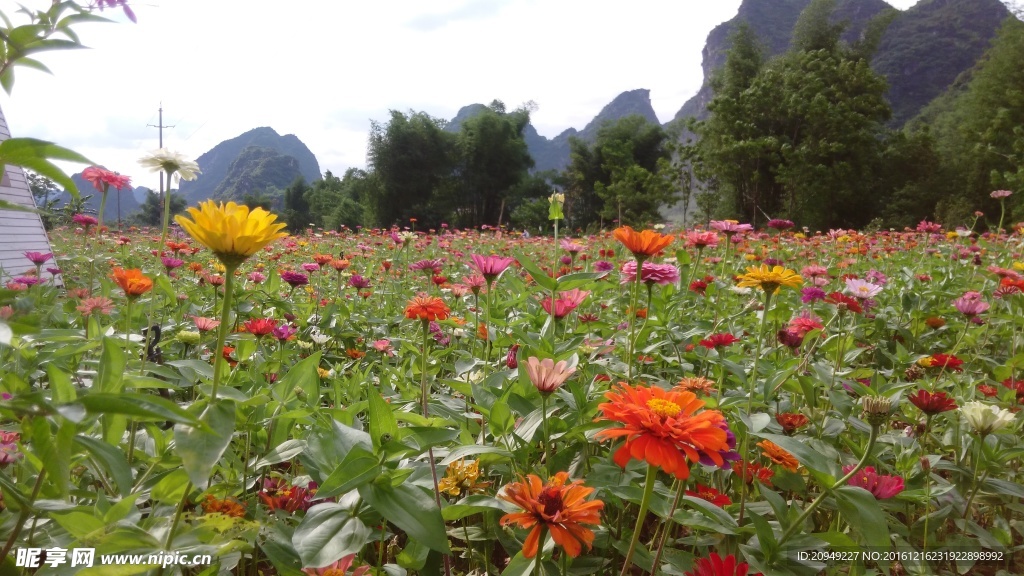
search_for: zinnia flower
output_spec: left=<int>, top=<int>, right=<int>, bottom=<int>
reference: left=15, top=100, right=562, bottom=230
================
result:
left=699, top=333, right=740, bottom=349
left=259, top=478, right=317, bottom=513
left=175, top=201, right=288, bottom=267
left=243, top=318, right=278, bottom=337
left=281, top=271, right=309, bottom=287
left=737, top=265, right=802, bottom=294
left=437, top=459, right=491, bottom=497
left=685, top=230, right=719, bottom=249
left=111, top=267, right=153, bottom=298
left=685, top=484, right=732, bottom=507
left=404, top=294, right=450, bottom=322
left=908, top=390, right=957, bottom=415
left=301, top=553, right=370, bottom=576
left=961, top=401, right=1015, bottom=435
left=685, top=553, right=759, bottom=576
left=76, top=296, right=115, bottom=317
left=82, top=166, right=131, bottom=192
left=596, top=384, right=733, bottom=479
left=613, top=226, right=674, bottom=260
left=23, top=251, right=52, bottom=265
left=192, top=316, right=221, bottom=332
left=139, top=148, right=201, bottom=182
left=524, top=357, right=576, bottom=395
left=498, top=472, right=604, bottom=558
left=620, top=261, right=680, bottom=286
left=471, top=254, right=514, bottom=281
left=845, top=278, right=883, bottom=299
left=757, top=440, right=799, bottom=472
left=776, top=413, right=810, bottom=433
left=843, top=466, right=904, bottom=499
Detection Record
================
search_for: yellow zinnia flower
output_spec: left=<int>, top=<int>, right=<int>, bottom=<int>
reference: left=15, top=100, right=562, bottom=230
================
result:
left=737, top=265, right=803, bottom=294
left=175, top=201, right=288, bottom=268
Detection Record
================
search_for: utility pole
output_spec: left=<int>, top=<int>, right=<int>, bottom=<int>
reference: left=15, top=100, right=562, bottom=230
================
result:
left=147, top=104, right=174, bottom=228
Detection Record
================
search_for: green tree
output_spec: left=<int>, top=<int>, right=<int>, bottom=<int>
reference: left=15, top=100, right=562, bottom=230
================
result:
left=449, top=100, right=535, bottom=227
left=134, top=191, right=185, bottom=226
left=282, top=176, right=311, bottom=231
left=564, top=115, right=674, bottom=229
left=366, top=110, right=455, bottom=228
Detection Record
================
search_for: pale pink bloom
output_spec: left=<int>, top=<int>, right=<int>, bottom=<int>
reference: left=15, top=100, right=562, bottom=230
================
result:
left=559, top=239, right=585, bottom=253
left=192, top=316, right=221, bottom=332
left=845, top=278, right=883, bottom=299
left=991, top=190, right=1013, bottom=199
left=801, top=265, right=828, bottom=277
left=524, top=356, right=575, bottom=395
left=558, top=288, right=590, bottom=308
left=685, top=230, right=719, bottom=249
left=372, top=339, right=395, bottom=357
left=709, top=220, right=753, bottom=235
left=953, top=294, right=989, bottom=317
left=248, top=271, right=266, bottom=283
left=450, top=284, right=470, bottom=298
left=76, top=297, right=115, bottom=317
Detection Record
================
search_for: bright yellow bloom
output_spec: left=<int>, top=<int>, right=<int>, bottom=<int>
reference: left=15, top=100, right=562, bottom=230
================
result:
left=737, top=265, right=803, bottom=294
left=1012, top=261, right=1024, bottom=271
left=437, top=459, right=491, bottom=497
left=175, top=201, right=287, bottom=267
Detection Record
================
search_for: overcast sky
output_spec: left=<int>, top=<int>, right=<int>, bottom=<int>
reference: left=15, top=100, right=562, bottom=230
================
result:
left=3, top=0, right=920, bottom=192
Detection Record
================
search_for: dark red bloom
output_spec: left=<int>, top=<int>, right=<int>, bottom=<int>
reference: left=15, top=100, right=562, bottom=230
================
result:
left=685, top=484, right=732, bottom=507
left=775, top=412, right=810, bottom=433
left=908, top=390, right=958, bottom=415
left=825, top=292, right=863, bottom=314
left=699, top=333, right=740, bottom=349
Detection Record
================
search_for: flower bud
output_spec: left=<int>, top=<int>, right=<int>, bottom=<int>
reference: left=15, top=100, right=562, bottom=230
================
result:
left=862, top=396, right=892, bottom=428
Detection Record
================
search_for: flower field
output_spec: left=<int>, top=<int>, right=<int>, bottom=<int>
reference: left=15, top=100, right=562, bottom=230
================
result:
left=1, top=209, right=1023, bottom=576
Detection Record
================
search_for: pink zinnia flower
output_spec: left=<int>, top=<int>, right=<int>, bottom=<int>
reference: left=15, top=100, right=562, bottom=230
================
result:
left=248, top=271, right=266, bottom=284
left=82, top=166, right=131, bottom=193
left=409, top=258, right=444, bottom=272
left=620, top=261, right=680, bottom=286
left=464, top=274, right=487, bottom=294
left=524, top=356, right=575, bottom=395
left=271, top=323, right=297, bottom=341
left=348, top=274, right=371, bottom=289
left=24, top=251, right=52, bottom=265
left=685, top=230, right=719, bottom=249
left=76, top=297, right=115, bottom=317
left=709, top=220, right=753, bottom=235
left=801, top=265, right=828, bottom=278
left=953, top=293, right=989, bottom=318
left=560, top=239, right=585, bottom=253
left=72, top=213, right=98, bottom=227
left=192, top=316, right=221, bottom=332
left=991, top=190, right=1013, bottom=199
left=301, top=263, right=320, bottom=273
left=281, top=271, right=309, bottom=287
left=842, top=465, right=904, bottom=499
left=372, top=339, right=395, bottom=356
left=845, top=278, right=883, bottom=299
left=470, top=254, right=514, bottom=281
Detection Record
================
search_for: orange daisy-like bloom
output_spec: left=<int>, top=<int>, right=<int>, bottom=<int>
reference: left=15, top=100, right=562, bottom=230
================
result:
left=757, top=440, right=799, bottom=472
left=675, top=377, right=716, bottom=395
left=613, top=226, right=674, bottom=260
left=111, top=267, right=153, bottom=298
left=596, top=384, right=733, bottom=479
left=404, top=294, right=451, bottom=322
left=201, top=495, right=246, bottom=518
left=499, top=472, right=604, bottom=559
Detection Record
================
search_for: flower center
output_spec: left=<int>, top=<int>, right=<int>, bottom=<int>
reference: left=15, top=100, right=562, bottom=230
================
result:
left=538, top=487, right=564, bottom=517
left=646, top=398, right=682, bottom=418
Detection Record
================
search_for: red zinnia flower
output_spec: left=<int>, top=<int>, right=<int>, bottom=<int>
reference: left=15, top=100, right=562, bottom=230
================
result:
left=699, top=333, right=740, bottom=349
left=825, top=292, right=863, bottom=314
left=908, top=390, right=957, bottom=415
left=686, top=484, right=732, bottom=507
left=499, top=472, right=604, bottom=559
left=243, top=318, right=279, bottom=337
left=685, top=553, right=760, bottom=576
left=732, top=460, right=773, bottom=487
left=775, top=412, right=810, bottom=433
left=596, top=384, right=733, bottom=479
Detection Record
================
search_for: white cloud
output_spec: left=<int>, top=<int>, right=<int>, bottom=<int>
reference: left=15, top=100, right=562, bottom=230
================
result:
left=2, top=0, right=923, bottom=190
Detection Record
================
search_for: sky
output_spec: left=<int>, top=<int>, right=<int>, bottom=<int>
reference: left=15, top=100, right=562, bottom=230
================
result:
left=2, top=0, right=922, bottom=192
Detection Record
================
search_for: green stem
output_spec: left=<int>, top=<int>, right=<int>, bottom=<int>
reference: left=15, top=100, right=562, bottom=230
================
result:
left=620, top=464, right=658, bottom=576
left=97, top=184, right=109, bottom=233
left=541, top=394, right=550, bottom=468
left=650, top=479, right=686, bottom=575
left=0, top=470, right=45, bottom=564
left=210, top=265, right=237, bottom=402
left=962, top=437, right=986, bottom=520
left=627, top=258, right=644, bottom=379
left=534, top=526, right=547, bottom=576
left=420, top=320, right=452, bottom=576
left=747, top=290, right=773, bottom=412
left=778, top=422, right=879, bottom=547
left=155, top=481, right=193, bottom=576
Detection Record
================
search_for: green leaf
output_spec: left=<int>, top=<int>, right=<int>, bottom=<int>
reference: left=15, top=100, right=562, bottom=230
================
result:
left=0, top=138, right=91, bottom=196
left=439, top=444, right=513, bottom=465
left=77, top=393, right=199, bottom=425
left=274, top=351, right=321, bottom=405
left=555, top=271, right=609, bottom=290
left=360, top=482, right=450, bottom=553
left=151, top=469, right=190, bottom=504
left=96, top=336, right=126, bottom=393
left=292, top=502, right=372, bottom=569
left=488, top=399, right=514, bottom=437
left=834, top=485, right=890, bottom=550
left=315, top=447, right=380, bottom=500
left=49, top=511, right=105, bottom=539
left=74, top=435, right=132, bottom=494
left=173, top=400, right=235, bottom=489
left=514, top=251, right=557, bottom=291
left=442, top=495, right=509, bottom=521
left=368, top=388, right=398, bottom=453
left=254, top=439, right=306, bottom=470
left=397, top=539, right=431, bottom=571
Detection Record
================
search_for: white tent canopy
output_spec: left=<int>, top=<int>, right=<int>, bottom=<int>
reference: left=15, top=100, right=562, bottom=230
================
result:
left=0, top=104, right=59, bottom=282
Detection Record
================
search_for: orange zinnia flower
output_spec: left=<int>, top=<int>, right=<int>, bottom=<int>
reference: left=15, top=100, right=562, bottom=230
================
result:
left=613, top=226, right=674, bottom=259
left=757, top=440, right=799, bottom=472
left=201, top=495, right=246, bottom=518
left=404, top=294, right=450, bottom=322
left=111, top=267, right=153, bottom=298
left=596, top=384, right=734, bottom=479
left=499, top=472, right=603, bottom=559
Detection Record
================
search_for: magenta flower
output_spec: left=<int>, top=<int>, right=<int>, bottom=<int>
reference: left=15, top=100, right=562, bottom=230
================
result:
left=767, top=218, right=794, bottom=230
left=272, top=324, right=298, bottom=342
left=248, top=271, right=266, bottom=284
left=620, top=261, right=680, bottom=286
left=709, top=220, right=753, bottom=235
left=470, top=254, right=514, bottom=281
left=593, top=260, right=614, bottom=272
left=409, top=258, right=444, bottom=273
left=348, top=274, right=371, bottom=289
left=301, top=262, right=320, bottom=273
left=281, top=271, right=309, bottom=287
left=916, top=220, right=942, bottom=233
left=0, top=431, right=22, bottom=467
left=161, top=257, right=184, bottom=271
left=953, top=292, right=990, bottom=319
left=72, top=213, right=98, bottom=227
left=843, top=466, right=904, bottom=499
left=24, top=251, right=52, bottom=265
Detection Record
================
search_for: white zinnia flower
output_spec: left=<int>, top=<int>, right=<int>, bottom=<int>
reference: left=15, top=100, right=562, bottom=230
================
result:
left=962, top=401, right=1015, bottom=435
left=309, top=330, right=331, bottom=345
left=139, top=148, right=201, bottom=182
left=844, top=278, right=883, bottom=299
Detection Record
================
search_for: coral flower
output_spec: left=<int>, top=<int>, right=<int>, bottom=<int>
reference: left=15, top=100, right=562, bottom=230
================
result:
left=596, top=384, right=733, bottom=479
left=192, top=316, right=221, bottom=332
left=82, top=166, right=131, bottom=192
left=918, top=353, right=963, bottom=372
left=175, top=200, right=288, bottom=267
left=404, top=294, right=450, bottom=322
left=76, top=296, right=114, bottom=317
left=301, top=553, right=370, bottom=576
left=685, top=553, right=758, bottom=576
left=201, top=495, right=245, bottom=518
left=732, top=460, right=774, bottom=487
left=243, top=318, right=278, bottom=337
left=843, top=466, right=904, bottom=499
left=675, top=377, right=716, bottom=395
left=699, top=333, right=740, bottom=349
left=757, top=440, right=799, bottom=472
left=111, top=267, right=153, bottom=298
left=524, top=357, right=576, bottom=395
left=499, top=472, right=604, bottom=559
left=685, top=230, right=719, bottom=249
left=737, top=265, right=803, bottom=294
left=613, top=226, right=674, bottom=260
left=908, top=390, right=958, bottom=415
left=825, top=292, right=863, bottom=314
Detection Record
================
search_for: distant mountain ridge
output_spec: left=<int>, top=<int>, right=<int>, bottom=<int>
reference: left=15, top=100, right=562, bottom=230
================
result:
left=178, top=127, right=321, bottom=204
